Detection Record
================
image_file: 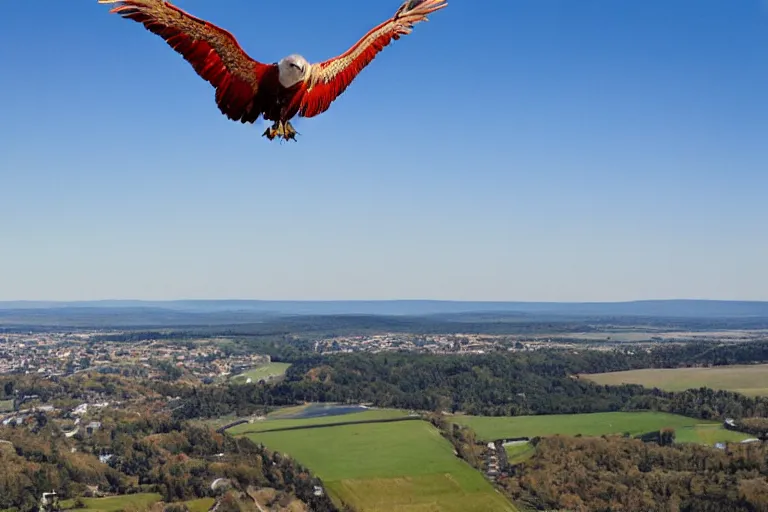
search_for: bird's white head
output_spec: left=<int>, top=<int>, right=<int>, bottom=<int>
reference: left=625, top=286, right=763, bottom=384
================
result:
left=278, top=54, right=310, bottom=88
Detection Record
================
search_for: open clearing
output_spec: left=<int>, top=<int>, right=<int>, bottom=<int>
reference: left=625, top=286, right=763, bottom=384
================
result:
left=236, top=416, right=516, bottom=511
left=184, top=498, right=215, bottom=512
left=675, top=423, right=754, bottom=444
left=504, top=441, right=535, bottom=464
left=584, top=364, right=768, bottom=396
left=231, top=362, right=291, bottom=383
left=60, top=494, right=213, bottom=512
left=452, top=411, right=751, bottom=446
left=60, top=493, right=162, bottom=511
left=558, top=331, right=662, bottom=342
left=0, top=399, right=12, bottom=413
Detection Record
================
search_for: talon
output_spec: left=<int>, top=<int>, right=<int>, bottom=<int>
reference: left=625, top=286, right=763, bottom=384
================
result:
left=283, top=121, right=299, bottom=141
left=262, top=122, right=280, bottom=140
left=262, top=121, right=299, bottom=142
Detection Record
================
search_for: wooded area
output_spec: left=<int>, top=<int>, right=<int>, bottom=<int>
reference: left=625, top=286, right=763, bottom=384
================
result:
left=163, top=343, right=768, bottom=422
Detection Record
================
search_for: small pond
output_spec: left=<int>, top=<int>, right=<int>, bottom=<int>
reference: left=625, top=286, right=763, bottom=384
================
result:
left=283, top=403, right=368, bottom=420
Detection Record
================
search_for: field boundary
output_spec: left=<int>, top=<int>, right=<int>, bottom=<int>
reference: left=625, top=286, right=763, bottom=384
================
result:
left=217, top=419, right=249, bottom=433
left=230, top=415, right=421, bottom=434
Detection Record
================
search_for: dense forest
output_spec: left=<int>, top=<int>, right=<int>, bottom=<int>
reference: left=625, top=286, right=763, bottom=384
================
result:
left=0, top=409, right=337, bottom=511
left=9, top=341, right=768, bottom=424
left=501, top=435, right=768, bottom=512
left=165, top=346, right=768, bottom=421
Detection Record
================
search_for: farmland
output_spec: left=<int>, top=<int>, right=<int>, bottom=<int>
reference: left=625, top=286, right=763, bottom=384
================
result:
left=0, top=400, right=12, bottom=413
left=231, top=362, right=291, bottom=383
left=451, top=411, right=751, bottom=445
left=233, top=414, right=516, bottom=511
left=584, top=364, right=768, bottom=396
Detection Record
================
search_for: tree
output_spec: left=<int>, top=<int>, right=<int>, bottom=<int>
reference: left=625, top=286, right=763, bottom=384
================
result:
left=660, top=428, right=675, bottom=447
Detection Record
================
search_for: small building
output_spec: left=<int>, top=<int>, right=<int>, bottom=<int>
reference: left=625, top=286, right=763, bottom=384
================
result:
left=39, top=491, right=59, bottom=512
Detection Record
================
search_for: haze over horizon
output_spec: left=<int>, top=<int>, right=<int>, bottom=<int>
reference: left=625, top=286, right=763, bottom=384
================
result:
left=2, top=298, right=768, bottom=304
left=2, top=0, right=767, bottom=302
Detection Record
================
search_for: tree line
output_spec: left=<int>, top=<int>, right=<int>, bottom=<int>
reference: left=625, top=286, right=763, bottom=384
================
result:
left=164, top=345, right=768, bottom=422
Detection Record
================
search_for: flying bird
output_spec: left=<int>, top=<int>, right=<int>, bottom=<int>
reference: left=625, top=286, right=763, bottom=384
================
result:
left=97, top=0, right=447, bottom=141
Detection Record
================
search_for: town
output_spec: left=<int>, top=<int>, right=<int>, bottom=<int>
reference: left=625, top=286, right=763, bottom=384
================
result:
left=0, top=330, right=654, bottom=381
left=3, top=328, right=746, bottom=383
left=0, top=331, right=269, bottom=381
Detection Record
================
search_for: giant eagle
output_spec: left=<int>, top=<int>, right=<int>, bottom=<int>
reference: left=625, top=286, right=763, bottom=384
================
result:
left=97, top=0, right=448, bottom=141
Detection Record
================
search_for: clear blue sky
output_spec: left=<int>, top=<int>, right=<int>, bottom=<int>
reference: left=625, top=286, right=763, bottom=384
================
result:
left=1, top=0, right=767, bottom=301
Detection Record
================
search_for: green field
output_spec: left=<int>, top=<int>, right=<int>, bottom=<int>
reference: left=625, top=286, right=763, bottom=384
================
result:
left=584, top=364, right=768, bottom=396
left=451, top=411, right=750, bottom=446
left=183, top=498, right=215, bottom=512
left=503, top=442, right=535, bottom=464
left=228, top=408, right=412, bottom=435
left=675, top=423, right=754, bottom=444
left=237, top=417, right=516, bottom=511
left=0, top=400, right=12, bottom=413
left=60, top=494, right=214, bottom=512
left=61, top=493, right=162, bottom=511
left=232, top=362, right=291, bottom=383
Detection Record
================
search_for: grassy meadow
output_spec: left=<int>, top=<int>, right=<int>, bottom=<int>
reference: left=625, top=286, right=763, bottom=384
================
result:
left=231, top=362, right=291, bottom=383
left=0, top=399, right=13, bottom=413
left=183, top=498, right=215, bottom=512
left=452, top=411, right=751, bottom=446
left=233, top=415, right=516, bottom=511
left=674, top=423, right=754, bottom=444
left=60, top=494, right=215, bottom=512
left=503, top=441, right=535, bottom=464
left=584, top=364, right=768, bottom=396
left=60, top=493, right=162, bottom=511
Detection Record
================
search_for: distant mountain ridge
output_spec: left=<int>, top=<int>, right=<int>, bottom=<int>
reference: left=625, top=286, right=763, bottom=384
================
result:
left=1, top=299, right=768, bottom=318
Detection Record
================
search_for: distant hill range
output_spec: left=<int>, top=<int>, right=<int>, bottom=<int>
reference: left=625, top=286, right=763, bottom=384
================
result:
left=1, top=299, right=768, bottom=320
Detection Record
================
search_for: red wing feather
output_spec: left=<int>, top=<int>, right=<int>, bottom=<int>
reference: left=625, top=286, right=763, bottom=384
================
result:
left=98, top=0, right=271, bottom=123
left=298, top=0, right=447, bottom=118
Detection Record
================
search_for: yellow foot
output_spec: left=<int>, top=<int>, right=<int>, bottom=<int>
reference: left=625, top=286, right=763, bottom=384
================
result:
left=262, top=121, right=299, bottom=142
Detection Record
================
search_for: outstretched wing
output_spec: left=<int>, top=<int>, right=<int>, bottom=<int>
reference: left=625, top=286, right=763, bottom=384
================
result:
left=98, top=0, right=272, bottom=123
left=297, top=0, right=447, bottom=118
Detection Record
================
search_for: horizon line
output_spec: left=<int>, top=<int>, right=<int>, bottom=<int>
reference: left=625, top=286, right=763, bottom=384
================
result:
left=1, top=298, right=767, bottom=304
